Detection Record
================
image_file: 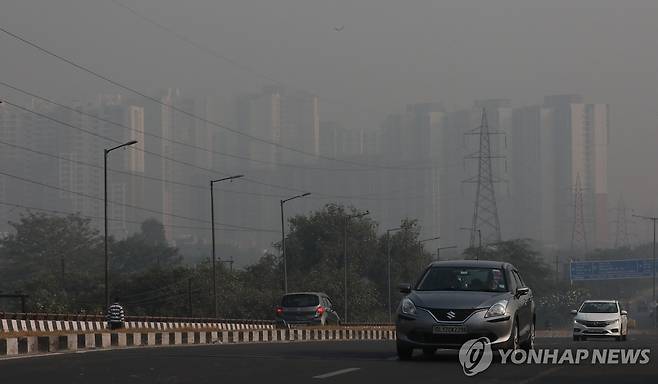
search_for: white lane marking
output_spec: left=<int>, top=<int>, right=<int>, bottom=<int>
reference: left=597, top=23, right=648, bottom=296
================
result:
left=518, top=366, right=563, bottom=384
left=75, top=349, right=113, bottom=354
left=0, top=352, right=64, bottom=361
left=313, top=367, right=361, bottom=379
left=386, top=356, right=398, bottom=361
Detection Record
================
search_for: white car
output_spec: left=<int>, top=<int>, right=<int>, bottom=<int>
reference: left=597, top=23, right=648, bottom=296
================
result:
left=571, top=300, right=628, bottom=341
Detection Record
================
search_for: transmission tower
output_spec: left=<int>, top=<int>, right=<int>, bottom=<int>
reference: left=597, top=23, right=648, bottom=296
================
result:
left=613, top=196, right=632, bottom=249
left=570, top=173, right=587, bottom=255
left=464, top=109, right=504, bottom=246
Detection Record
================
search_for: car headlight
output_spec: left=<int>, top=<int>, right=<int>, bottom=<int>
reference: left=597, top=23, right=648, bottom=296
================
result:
left=484, top=300, right=508, bottom=318
left=607, top=319, right=619, bottom=325
left=401, top=298, right=417, bottom=316
left=574, top=319, right=586, bottom=325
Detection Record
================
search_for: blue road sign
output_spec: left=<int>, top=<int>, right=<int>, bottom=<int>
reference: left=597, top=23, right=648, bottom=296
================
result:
left=570, top=259, right=658, bottom=281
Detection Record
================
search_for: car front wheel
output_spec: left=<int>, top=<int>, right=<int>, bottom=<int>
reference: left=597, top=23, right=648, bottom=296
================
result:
left=521, top=321, right=535, bottom=351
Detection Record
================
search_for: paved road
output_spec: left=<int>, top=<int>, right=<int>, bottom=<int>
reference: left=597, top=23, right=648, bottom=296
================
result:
left=1, top=336, right=656, bottom=383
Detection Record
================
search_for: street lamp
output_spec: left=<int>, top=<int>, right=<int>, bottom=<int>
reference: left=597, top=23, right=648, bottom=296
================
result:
left=437, top=245, right=458, bottom=261
left=210, top=174, right=244, bottom=318
left=280, top=192, right=311, bottom=293
left=418, top=236, right=440, bottom=260
left=418, top=236, right=440, bottom=273
left=459, top=227, right=482, bottom=260
left=633, top=214, right=657, bottom=329
left=386, top=227, right=402, bottom=322
left=104, top=140, right=138, bottom=309
left=344, top=210, right=369, bottom=322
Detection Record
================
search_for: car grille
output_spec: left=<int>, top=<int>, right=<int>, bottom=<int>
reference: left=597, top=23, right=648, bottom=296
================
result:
left=580, top=320, right=610, bottom=327
left=408, top=331, right=497, bottom=345
left=424, top=308, right=476, bottom=322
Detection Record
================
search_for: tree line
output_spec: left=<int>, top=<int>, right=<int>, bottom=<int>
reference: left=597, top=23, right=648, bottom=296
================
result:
left=5, top=203, right=644, bottom=326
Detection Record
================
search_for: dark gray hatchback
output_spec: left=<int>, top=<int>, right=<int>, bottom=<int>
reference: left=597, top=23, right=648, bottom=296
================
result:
left=395, top=260, right=535, bottom=359
left=275, top=292, right=341, bottom=327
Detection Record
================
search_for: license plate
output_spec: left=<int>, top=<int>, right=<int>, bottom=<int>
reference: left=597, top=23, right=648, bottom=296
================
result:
left=433, top=325, right=466, bottom=334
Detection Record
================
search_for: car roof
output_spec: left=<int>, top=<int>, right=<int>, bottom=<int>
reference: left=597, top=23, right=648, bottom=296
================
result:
left=583, top=300, right=618, bottom=303
left=283, top=292, right=328, bottom=297
left=428, top=259, right=512, bottom=269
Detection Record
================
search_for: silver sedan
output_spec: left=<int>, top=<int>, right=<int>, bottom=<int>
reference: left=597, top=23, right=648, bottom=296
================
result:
left=395, top=260, right=535, bottom=359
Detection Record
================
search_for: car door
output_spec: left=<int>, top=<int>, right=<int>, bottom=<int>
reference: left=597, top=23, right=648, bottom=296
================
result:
left=325, top=297, right=339, bottom=324
left=619, top=302, right=628, bottom=335
left=512, top=270, right=531, bottom=338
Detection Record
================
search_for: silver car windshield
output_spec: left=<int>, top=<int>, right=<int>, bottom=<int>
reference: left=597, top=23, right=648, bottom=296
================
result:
left=416, top=267, right=508, bottom=292
left=579, top=302, right=618, bottom=313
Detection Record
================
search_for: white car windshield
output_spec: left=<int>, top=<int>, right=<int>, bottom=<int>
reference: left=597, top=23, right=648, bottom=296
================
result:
left=579, top=302, right=618, bottom=313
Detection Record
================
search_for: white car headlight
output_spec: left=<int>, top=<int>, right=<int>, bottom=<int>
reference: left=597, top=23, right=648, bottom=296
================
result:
left=484, top=300, right=508, bottom=318
left=607, top=319, right=619, bottom=325
left=401, top=298, right=417, bottom=316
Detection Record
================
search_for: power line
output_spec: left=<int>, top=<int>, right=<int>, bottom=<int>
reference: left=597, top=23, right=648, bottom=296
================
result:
left=0, top=138, right=280, bottom=198
left=0, top=25, right=395, bottom=171
left=108, top=0, right=388, bottom=120
left=1, top=98, right=310, bottom=195
left=0, top=169, right=278, bottom=233
left=0, top=105, right=452, bottom=204
left=0, top=200, right=261, bottom=233
left=0, top=80, right=402, bottom=173
left=1, top=99, right=436, bottom=201
left=0, top=133, right=440, bottom=203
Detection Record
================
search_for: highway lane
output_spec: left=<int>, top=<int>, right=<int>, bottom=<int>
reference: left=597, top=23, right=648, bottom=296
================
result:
left=0, top=336, right=656, bottom=383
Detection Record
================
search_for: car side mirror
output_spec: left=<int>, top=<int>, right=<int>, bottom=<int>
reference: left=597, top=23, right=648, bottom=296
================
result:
left=621, top=310, right=628, bottom=316
left=398, top=283, right=412, bottom=294
left=516, top=287, right=529, bottom=297
left=570, top=310, right=578, bottom=315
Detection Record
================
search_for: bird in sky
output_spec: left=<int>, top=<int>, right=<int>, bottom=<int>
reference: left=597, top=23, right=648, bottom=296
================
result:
left=334, top=25, right=344, bottom=32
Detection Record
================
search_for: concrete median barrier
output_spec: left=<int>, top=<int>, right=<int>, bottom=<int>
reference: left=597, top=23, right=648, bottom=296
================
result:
left=0, top=325, right=396, bottom=358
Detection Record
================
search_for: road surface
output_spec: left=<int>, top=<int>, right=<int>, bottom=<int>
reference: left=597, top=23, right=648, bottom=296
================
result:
left=1, top=336, right=656, bottom=383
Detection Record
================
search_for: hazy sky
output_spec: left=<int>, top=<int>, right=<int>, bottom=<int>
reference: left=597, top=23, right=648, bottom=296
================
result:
left=2, top=0, right=658, bottom=219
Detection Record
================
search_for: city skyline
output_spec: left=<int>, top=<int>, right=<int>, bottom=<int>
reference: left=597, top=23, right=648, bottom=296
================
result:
left=0, top=85, right=623, bottom=267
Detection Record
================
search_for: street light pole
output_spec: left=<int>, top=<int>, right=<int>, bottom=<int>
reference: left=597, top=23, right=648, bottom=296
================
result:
left=280, top=192, right=311, bottom=294
left=418, top=236, right=440, bottom=271
left=633, top=214, right=657, bottom=329
left=104, top=140, right=138, bottom=310
left=386, top=227, right=402, bottom=323
left=210, top=174, right=244, bottom=318
left=344, top=210, right=369, bottom=323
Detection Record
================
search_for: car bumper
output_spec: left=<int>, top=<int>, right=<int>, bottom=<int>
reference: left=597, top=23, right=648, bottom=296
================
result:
left=395, top=308, right=514, bottom=349
left=573, top=322, right=622, bottom=337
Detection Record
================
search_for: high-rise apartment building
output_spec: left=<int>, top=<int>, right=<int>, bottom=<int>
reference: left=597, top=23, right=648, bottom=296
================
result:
left=542, top=95, right=609, bottom=250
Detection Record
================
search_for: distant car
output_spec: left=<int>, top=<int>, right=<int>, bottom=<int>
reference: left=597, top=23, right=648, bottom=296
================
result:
left=395, top=260, right=535, bottom=360
left=572, top=300, right=628, bottom=341
left=275, top=292, right=340, bottom=327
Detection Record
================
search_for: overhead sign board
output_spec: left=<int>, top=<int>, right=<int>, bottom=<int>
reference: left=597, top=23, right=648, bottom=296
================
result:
left=570, top=259, right=658, bottom=281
